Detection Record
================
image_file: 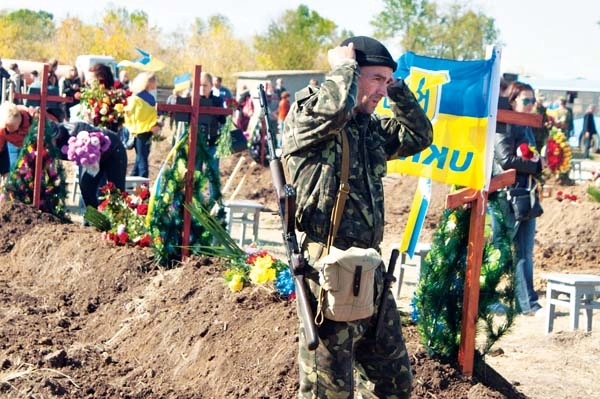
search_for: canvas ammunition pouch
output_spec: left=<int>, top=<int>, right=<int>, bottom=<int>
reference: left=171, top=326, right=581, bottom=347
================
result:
left=315, top=246, right=382, bottom=324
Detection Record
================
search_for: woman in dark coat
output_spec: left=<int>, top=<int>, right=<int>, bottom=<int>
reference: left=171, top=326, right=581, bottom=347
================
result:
left=52, top=121, right=127, bottom=208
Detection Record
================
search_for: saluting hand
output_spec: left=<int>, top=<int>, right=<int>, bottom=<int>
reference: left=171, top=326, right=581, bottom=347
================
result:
left=328, top=42, right=356, bottom=69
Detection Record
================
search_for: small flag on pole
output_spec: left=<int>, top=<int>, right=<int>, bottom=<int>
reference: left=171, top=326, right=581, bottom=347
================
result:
left=399, top=177, right=432, bottom=258
left=173, top=73, right=191, bottom=92
left=118, top=48, right=165, bottom=71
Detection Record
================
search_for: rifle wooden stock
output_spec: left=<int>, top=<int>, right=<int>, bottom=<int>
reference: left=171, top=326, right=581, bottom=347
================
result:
left=258, top=84, right=319, bottom=350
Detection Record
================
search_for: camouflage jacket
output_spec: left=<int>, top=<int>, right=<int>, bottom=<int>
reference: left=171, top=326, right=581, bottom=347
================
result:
left=282, top=60, right=433, bottom=250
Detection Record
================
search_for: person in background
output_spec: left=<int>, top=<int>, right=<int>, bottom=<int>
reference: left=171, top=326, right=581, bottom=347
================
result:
left=235, top=85, right=253, bottom=133
left=308, top=78, right=319, bottom=89
left=8, top=63, right=23, bottom=104
left=0, top=58, right=11, bottom=104
left=531, top=95, right=549, bottom=153
left=61, top=65, right=82, bottom=120
left=263, top=79, right=278, bottom=123
left=87, top=63, right=115, bottom=89
left=24, top=71, right=64, bottom=122
left=282, top=36, right=433, bottom=398
left=124, top=71, right=160, bottom=178
left=117, top=69, right=130, bottom=90
left=197, top=72, right=226, bottom=201
left=212, top=76, right=232, bottom=105
left=48, top=58, right=59, bottom=86
left=274, top=77, right=286, bottom=100
left=276, top=90, right=290, bottom=148
left=555, top=98, right=574, bottom=137
left=491, top=81, right=544, bottom=316
left=30, top=70, right=40, bottom=84
left=582, top=104, right=597, bottom=159
left=0, top=102, right=38, bottom=172
left=51, top=121, right=127, bottom=209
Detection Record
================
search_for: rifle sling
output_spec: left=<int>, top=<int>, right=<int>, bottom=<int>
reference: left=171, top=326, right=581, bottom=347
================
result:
left=315, top=130, right=350, bottom=326
left=325, top=129, right=350, bottom=255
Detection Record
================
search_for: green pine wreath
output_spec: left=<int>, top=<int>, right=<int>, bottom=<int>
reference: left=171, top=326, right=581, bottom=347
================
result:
left=413, top=193, right=516, bottom=362
left=2, top=119, right=68, bottom=220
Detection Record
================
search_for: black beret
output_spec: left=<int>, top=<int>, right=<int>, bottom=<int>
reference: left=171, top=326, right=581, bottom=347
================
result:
left=341, top=36, right=397, bottom=72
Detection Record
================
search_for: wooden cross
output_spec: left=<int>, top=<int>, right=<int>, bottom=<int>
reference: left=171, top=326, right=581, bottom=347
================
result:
left=12, top=64, right=73, bottom=209
left=447, top=110, right=542, bottom=377
left=156, top=65, right=232, bottom=259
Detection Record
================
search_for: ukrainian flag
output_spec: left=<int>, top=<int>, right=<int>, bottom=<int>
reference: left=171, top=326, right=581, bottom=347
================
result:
left=173, top=73, right=191, bottom=92
left=118, top=48, right=166, bottom=72
left=382, top=51, right=499, bottom=190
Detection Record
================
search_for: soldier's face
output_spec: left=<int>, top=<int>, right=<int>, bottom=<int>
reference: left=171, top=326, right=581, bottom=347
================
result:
left=355, top=66, right=393, bottom=114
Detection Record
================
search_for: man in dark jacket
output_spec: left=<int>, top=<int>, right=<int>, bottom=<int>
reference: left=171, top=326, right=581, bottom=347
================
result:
left=282, top=36, right=433, bottom=398
left=582, top=105, right=597, bottom=158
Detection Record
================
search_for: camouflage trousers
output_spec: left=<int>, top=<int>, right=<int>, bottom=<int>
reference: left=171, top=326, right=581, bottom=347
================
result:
left=297, top=264, right=412, bottom=399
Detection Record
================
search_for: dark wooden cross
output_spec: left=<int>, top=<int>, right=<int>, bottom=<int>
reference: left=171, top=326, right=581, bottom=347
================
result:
left=156, top=65, right=232, bottom=259
left=446, top=110, right=542, bottom=377
left=12, top=64, right=73, bottom=209
left=16, top=64, right=231, bottom=261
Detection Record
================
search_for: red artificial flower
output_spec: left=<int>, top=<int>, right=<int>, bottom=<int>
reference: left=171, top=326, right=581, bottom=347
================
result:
left=117, top=232, right=129, bottom=245
left=136, top=234, right=151, bottom=247
left=139, top=188, right=151, bottom=201
left=247, top=250, right=270, bottom=265
left=545, top=138, right=563, bottom=173
left=518, top=143, right=534, bottom=160
left=98, top=198, right=109, bottom=211
left=225, top=98, right=239, bottom=110
left=136, top=203, right=149, bottom=216
left=101, top=181, right=116, bottom=194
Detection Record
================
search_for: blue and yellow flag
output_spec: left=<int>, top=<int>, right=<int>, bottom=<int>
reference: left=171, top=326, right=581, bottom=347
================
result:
left=173, top=73, right=191, bottom=92
left=399, top=177, right=431, bottom=257
left=382, top=51, right=499, bottom=190
left=118, top=48, right=166, bottom=72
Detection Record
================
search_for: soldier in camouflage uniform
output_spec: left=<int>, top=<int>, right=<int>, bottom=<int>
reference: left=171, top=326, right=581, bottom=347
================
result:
left=282, top=36, right=433, bottom=398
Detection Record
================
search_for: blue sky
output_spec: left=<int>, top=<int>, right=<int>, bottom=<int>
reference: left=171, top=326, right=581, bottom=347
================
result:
left=8, top=0, right=600, bottom=80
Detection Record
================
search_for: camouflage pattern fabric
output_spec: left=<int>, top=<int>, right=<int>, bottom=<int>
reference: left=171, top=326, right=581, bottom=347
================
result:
left=298, top=264, right=411, bottom=399
left=282, top=60, right=433, bottom=251
left=283, top=60, right=432, bottom=398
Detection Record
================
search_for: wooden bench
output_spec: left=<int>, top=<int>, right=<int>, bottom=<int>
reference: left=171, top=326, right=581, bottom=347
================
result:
left=543, top=273, right=600, bottom=334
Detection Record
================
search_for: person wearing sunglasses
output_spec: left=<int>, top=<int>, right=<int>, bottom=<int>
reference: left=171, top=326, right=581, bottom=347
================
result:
left=491, top=81, right=545, bottom=316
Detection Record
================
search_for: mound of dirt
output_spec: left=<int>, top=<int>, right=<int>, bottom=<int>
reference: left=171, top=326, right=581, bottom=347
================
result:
left=0, top=136, right=598, bottom=398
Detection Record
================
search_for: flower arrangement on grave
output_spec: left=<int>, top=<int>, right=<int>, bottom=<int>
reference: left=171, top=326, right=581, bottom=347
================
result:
left=545, top=126, right=572, bottom=175
left=61, top=130, right=110, bottom=177
left=1, top=119, right=68, bottom=219
left=224, top=249, right=294, bottom=298
left=146, top=128, right=222, bottom=266
left=79, top=81, right=128, bottom=132
left=184, top=203, right=294, bottom=298
left=216, top=97, right=239, bottom=158
left=83, top=182, right=152, bottom=247
left=412, top=194, right=515, bottom=360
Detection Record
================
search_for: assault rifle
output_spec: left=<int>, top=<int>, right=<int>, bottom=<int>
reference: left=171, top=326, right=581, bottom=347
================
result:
left=257, top=84, right=319, bottom=351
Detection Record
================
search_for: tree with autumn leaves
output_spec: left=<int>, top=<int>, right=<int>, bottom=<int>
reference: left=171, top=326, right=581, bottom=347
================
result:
left=1, top=2, right=500, bottom=89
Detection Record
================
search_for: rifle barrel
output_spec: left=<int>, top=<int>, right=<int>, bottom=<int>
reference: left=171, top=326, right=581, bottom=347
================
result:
left=258, top=83, right=319, bottom=351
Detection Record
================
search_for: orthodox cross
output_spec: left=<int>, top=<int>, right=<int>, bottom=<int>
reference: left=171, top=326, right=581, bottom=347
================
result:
left=13, top=64, right=73, bottom=209
left=447, top=110, right=542, bottom=377
left=156, top=65, right=232, bottom=259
